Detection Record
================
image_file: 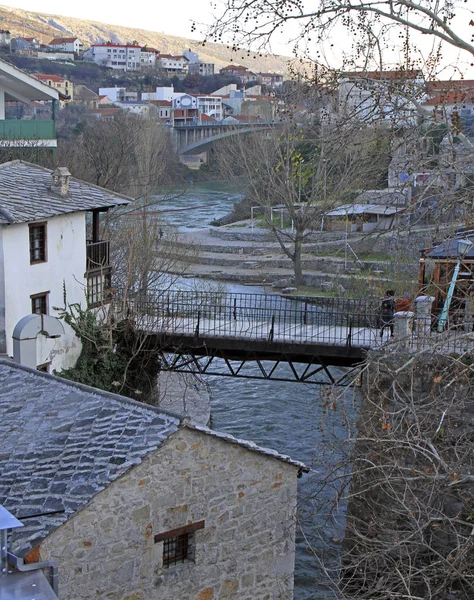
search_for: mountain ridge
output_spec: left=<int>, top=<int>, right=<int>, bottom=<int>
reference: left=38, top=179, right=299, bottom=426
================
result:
left=0, top=5, right=289, bottom=74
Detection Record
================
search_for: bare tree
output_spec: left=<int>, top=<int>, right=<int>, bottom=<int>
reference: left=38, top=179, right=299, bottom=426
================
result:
left=203, top=0, right=474, bottom=66
left=215, top=104, right=390, bottom=285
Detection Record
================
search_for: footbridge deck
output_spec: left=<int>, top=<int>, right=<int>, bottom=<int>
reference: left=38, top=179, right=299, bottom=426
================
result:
left=117, top=291, right=381, bottom=385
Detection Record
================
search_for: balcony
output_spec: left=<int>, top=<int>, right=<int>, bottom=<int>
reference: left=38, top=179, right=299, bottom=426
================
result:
left=0, top=119, right=56, bottom=146
left=86, top=240, right=110, bottom=272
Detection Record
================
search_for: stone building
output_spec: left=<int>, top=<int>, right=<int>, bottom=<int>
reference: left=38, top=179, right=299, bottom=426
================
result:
left=0, top=359, right=307, bottom=600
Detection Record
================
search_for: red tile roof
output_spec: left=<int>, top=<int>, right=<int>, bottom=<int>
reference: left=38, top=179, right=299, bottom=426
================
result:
left=35, top=74, right=67, bottom=83
left=343, top=69, right=423, bottom=80
left=200, top=114, right=216, bottom=122
left=220, top=64, right=248, bottom=72
left=426, top=80, right=474, bottom=93
left=49, top=37, right=79, bottom=45
left=92, top=43, right=141, bottom=49
left=89, top=108, right=121, bottom=116
left=423, top=91, right=474, bottom=106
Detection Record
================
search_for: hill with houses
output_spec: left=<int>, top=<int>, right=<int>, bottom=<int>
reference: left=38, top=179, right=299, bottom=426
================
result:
left=0, top=4, right=289, bottom=74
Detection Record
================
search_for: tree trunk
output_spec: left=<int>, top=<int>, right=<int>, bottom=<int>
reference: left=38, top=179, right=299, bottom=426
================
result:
left=294, top=236, right=304, bottom=285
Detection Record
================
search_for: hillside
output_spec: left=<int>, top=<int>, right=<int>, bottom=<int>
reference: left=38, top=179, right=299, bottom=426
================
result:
left=0, top=5, right=289, bottom=74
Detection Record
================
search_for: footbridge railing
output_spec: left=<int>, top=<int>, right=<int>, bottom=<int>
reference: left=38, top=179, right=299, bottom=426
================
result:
left=113, top=290, right=381, bottom=349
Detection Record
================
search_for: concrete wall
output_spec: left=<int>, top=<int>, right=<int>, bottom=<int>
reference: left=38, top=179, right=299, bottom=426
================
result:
left=2, top=212, right=86, bottom=370
left=38, top=427, right=299, bottom=600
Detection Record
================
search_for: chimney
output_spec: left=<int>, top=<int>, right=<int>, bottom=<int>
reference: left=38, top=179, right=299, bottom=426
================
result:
left=51, top=166, right=71, bottom=197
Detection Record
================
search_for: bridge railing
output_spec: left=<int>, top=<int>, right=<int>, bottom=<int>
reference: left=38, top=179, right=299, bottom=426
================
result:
left=113, top=290, right=380, bottom=347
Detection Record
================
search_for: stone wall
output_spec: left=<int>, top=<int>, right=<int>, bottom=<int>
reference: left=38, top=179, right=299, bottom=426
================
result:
left=38, top=426, right=299, bottom=600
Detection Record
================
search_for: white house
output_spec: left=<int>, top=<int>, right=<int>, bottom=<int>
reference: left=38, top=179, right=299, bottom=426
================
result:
left=140, top=46, right=159, bottom=67
left=48, top=37, right=83, bottom=54
left=0, top=359, right=307, bottom=600
left=156, top=54, right=189, bottom=75
left=84, top=43, right=141, bottom=71
left=0, top=161, right=131, bottom=372
left=99, top=87, right=137, bottom=102
left=196, top=94, right=223, bottom=120
left=114, top=100, right=154, bottom=116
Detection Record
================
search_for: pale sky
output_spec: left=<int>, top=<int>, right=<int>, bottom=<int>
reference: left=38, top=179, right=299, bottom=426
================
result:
left=0, top=0, right=473, bottom=77
left=0, top=0, right=213, bottom=40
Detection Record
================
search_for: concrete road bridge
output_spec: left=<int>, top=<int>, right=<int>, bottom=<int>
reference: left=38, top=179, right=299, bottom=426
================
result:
left=171, top=122, right=276, bottom=156
left=114, top=291, right=383, bottom=386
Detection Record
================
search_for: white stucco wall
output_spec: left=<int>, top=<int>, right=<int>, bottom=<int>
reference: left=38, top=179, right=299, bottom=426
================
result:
left=2, top=212, right=87, bottom=371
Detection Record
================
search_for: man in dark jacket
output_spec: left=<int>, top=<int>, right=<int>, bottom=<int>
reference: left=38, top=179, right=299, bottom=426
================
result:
left=380, top=290, right=395, bottom=338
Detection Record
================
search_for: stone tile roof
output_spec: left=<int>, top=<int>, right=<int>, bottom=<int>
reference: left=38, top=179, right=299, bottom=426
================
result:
left=0, top=161, right=131, bottom=225
left=187, top=423, right=309, bottom=472
left=0, top=360, right=308, bottom=555
left=0, top=360, right=182, bottom=555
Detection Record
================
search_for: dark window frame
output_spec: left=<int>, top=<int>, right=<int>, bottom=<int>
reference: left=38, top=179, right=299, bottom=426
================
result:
left=29, top=222, right=47, bottom=264
left=154, top=520, right=205, bottom=569
left=31, top=291, right=49, bottom=315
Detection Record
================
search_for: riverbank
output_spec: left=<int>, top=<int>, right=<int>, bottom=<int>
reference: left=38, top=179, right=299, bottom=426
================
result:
left=169, top=219, right=441, bottom=296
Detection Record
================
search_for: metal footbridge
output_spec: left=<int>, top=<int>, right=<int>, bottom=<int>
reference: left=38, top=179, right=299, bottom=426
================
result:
left=115, top=291, right=381, bottom=385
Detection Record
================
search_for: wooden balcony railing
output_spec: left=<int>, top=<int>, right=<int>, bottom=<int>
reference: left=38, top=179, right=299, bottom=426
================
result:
left=86, top=240, right=110, bottom=272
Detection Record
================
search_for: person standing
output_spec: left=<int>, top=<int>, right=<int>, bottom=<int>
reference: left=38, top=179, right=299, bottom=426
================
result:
left=380, top=290, right=395, bottom=338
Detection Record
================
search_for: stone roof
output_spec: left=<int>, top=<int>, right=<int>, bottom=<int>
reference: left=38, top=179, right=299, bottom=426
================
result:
left=0, top=359, right=183, bottom=556
left=0, top=361, right=308, bottom=555
left=187, top=423, right=309, bottom=473
left=0, top=161, right=131, bottom=224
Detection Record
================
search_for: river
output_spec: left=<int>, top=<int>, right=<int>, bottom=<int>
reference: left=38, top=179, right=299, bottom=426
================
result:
left=154, top=181, right=360, bottom=599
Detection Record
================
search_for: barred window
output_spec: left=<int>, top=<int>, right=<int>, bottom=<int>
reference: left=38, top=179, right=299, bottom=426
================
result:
left=154, top=520, right=204, bottom=569
left=163, top=533, right=189, bottom=567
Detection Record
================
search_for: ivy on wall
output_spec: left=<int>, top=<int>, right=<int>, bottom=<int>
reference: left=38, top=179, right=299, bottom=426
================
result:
left=56, top=301, right=161, bottom=404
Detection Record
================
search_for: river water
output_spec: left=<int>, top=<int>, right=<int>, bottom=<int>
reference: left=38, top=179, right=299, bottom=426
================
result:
left=154, top=181, right=360, bottom=599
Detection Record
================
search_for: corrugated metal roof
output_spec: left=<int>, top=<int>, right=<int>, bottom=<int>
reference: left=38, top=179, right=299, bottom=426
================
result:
left=326, top=204, right=405, bottom=217
left=0, top=570, right=58, bottom=600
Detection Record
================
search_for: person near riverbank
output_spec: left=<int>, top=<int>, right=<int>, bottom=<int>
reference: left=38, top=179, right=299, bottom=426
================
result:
left=380, top=290, right=395, bottom=338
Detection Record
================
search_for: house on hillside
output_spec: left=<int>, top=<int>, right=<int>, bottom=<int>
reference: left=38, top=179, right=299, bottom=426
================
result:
left=84, top=43, right=141, bottom=71
left=48, top=36, right=83, bottom=54
left=73, top=85, right=98, bottom=109
left=257, top=72, right=284, bottom=88
left=140, top=46, right=160, bottom=67
left=88, top=107, right=122, bottom=121
left=422, top=88, right=474, bottom=120
left=11, top=36, right=40, bottom=53
left=0, top=160, right=131, bottom=371
left=34, top=73, right=74, bottom=101
left=0, top=30, right=10, bottom=46
left=219, top=64, right=256, bottom=85
left=0, top=359, right=307, bottom=600
left=156, top=54, right=189, bottom=76
left=114, top=99, right=154, bottom=117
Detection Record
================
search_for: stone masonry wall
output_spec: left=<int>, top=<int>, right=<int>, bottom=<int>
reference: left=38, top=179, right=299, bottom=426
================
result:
left=38, top=426, right=299, bottom=600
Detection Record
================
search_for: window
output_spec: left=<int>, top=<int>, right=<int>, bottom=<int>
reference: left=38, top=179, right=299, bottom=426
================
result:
left=31, top=291, right=49, bottom=315
left=29, top=223, right=46, bottom=264
left=154, top=520, right=204, bottom=569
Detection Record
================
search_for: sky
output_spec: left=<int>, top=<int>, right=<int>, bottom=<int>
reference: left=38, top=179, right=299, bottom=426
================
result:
left=0, top=0, right=473, bottom=77
left=0, top=0, right=213, bottom=40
